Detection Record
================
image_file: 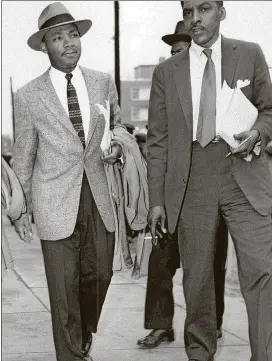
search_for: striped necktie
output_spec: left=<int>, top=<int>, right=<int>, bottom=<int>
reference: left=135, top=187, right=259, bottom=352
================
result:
left=65, top=73, right=85, bottom=148
left=196, top=48, right=216, bottom=147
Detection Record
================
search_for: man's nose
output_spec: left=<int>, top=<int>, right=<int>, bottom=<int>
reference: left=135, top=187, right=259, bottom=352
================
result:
left=192, top=9, right=201, bottom=24
left=63, top=35, right=72, bottom=47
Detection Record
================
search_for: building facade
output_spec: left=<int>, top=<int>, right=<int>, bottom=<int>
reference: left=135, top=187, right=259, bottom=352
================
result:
left=121, top=58, right=165, bottom=129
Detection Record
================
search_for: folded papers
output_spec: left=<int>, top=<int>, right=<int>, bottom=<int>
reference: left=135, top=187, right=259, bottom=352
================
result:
left=217, top=80, right=258, bottom=149
left=95, top=98, right=113, bottom=154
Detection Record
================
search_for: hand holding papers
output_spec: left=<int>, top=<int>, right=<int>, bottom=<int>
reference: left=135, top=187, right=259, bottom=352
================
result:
left=95, top=98, right=113, bottom=155
left=217, top=80, right=260, bottom=161
left=217, top=80, right=258, bottom=149
left=225, top=136, right=252, bottom=158
left=96, top=99, right=122, bottom=165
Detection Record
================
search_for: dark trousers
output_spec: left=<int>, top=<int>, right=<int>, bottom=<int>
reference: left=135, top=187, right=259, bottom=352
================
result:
left=41, top=173, right=115, bottom=361
left=178, top=141, right=272, bottom=361
left=144, top=217, right=228, bottom=331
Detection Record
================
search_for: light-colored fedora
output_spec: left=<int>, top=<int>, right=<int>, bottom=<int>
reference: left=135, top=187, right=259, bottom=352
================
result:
left=28, top=2, right=92, bottom=51
left=162, top=20, right=191, bottom=46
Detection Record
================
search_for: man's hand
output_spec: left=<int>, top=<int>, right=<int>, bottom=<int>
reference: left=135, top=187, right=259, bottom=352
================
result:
left=102, top=143, right=122, bottom=165
left=231, top=130, right=260, bottom=158
left=148, top=206, right=167, bottom=246
left=13, top=213, right=33, bottom=243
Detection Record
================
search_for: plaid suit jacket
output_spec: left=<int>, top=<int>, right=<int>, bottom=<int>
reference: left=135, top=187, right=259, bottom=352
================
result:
left=13, top=67, right=121, bottom=240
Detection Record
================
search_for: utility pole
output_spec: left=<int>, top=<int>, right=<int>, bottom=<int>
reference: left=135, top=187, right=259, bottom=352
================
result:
left=114, top=1, right=121, bottom=105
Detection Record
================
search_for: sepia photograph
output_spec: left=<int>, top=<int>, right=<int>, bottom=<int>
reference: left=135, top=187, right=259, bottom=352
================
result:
left=2, top=1, right=272, bottom=361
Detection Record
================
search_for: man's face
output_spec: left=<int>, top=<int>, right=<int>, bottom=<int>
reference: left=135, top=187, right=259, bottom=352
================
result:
left=182, top=1, right=226, bottom=48
left=171, top=40, right=190, bottom=56
left=42, top=23, right=81, bottom=72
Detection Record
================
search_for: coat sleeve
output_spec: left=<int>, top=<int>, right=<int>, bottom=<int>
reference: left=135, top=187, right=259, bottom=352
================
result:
left=147, top=66, right=168, bottom=208
left=13, top=89, right=38, bottom=212
left=251, top=44, right=272, bottom=147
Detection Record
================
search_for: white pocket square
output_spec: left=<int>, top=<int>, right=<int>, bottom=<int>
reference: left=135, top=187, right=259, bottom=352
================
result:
left=236, top=79, right=250, bottom=89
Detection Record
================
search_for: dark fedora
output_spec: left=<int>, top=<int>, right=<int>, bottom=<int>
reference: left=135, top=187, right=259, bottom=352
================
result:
left=28, top=2, right=92, bottom=51
left=162, top=20, right=191, bottom=46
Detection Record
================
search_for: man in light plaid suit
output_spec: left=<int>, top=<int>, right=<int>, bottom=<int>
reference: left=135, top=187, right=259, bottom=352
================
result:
left=13, top=3, right=124, bottom=361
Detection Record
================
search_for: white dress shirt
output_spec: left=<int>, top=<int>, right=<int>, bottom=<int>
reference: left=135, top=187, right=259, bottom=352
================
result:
left=189, top=34, right=222, bottom=141
left=50, top=65, right=90, bottom=141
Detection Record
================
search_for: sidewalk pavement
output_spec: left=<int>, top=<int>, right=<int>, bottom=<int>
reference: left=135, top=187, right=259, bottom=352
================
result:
left=2, top=216, right=251, bottom=361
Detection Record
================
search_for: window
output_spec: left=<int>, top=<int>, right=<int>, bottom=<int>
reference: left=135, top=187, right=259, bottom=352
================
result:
left=139, top=87, right=150, bottom=101
left=131, top=107, right=139, bottom=122
left=131, top=88, right=140, bottom=100
left=131, top=86, right=151, bottom=100
left=138, top=108, right=148, bottom=121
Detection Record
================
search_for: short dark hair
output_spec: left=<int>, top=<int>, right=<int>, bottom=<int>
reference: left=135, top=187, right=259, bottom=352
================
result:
left=180, top=1, right=224, bottom=8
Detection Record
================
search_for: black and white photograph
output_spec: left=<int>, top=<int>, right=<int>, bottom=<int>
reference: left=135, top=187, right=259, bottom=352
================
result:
left=2, top=1, right=272, bottom=361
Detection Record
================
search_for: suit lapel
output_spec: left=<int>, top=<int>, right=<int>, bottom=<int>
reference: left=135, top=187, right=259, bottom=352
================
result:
left=174, top=48, right=193, bottom=137
left=221, top=36, right=239, bottom=87
left=36, top=69, right=79, bottom=138
left=81, top=67, right=100, bottom=149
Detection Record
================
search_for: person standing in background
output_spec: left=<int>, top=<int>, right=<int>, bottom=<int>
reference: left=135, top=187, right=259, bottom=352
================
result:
left=2, top=157, right=31, bottom=277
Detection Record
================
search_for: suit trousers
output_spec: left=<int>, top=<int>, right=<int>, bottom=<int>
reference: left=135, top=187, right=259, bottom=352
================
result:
left=144, top=217, right=228, bottom=331
left=178, top=141, right=272, bottom=361
left=41, top=173, right=115, bottom=361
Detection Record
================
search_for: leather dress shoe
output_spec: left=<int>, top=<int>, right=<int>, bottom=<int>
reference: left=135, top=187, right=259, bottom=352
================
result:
left=137, top=328, right=175, bottom=348
left=82, top=334, right=92, bottom=357
left=84, top=356, right=94, bottom=361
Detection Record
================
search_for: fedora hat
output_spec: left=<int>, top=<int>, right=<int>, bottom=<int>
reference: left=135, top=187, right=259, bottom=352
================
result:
left=28, top=2, right=92, bottom=51
left=162, top=20, right=191, bottom=46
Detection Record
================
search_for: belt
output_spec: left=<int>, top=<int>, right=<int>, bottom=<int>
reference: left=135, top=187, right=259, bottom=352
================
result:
left=193, top=136, right=223, bottom=145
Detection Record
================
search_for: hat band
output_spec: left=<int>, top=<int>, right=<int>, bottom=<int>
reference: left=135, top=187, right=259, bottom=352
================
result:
left=40, top=13, right=75, bottom=30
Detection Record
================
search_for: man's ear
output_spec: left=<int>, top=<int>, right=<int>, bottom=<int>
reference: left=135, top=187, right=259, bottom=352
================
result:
left=40, top=42, right=48, bottom=54
left=220, top=6, right=226, bottom=21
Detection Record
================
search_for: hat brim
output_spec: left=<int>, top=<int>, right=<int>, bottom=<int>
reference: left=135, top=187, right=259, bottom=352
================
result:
left=162, top=33, right=191, bottom=46
left=27, top=19, right=92, bottom=51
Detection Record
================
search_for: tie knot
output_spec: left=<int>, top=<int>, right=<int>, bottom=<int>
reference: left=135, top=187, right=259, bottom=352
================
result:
left=203, top=48, right=212, bottom=59
left=65, top=73, right=73, bottom=82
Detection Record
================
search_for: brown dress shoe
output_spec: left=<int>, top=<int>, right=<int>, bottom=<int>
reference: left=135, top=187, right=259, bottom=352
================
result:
left=137, top=328, right=175, bottom=348
left=82, top=334, right=92, bottom=357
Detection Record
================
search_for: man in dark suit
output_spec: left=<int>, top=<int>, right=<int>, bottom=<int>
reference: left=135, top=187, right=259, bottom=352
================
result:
left=12, top=3, right=124, bottom=361
left=147, top=2, right=272, bottom=361
left=137, top=20, right=228, bottom=348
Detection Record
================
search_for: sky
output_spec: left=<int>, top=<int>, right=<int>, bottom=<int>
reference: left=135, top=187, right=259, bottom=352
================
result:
left=2, top=1, right=272, bottom=137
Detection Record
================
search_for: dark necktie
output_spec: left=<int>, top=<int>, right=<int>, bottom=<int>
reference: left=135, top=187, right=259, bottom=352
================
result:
left=196, top=48, right=216, bottom=147
left=65, top=73, right=85, bottom=148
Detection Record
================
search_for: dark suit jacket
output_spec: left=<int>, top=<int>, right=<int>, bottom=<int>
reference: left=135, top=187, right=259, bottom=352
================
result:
left=147, top=36, right=272, bottom=234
